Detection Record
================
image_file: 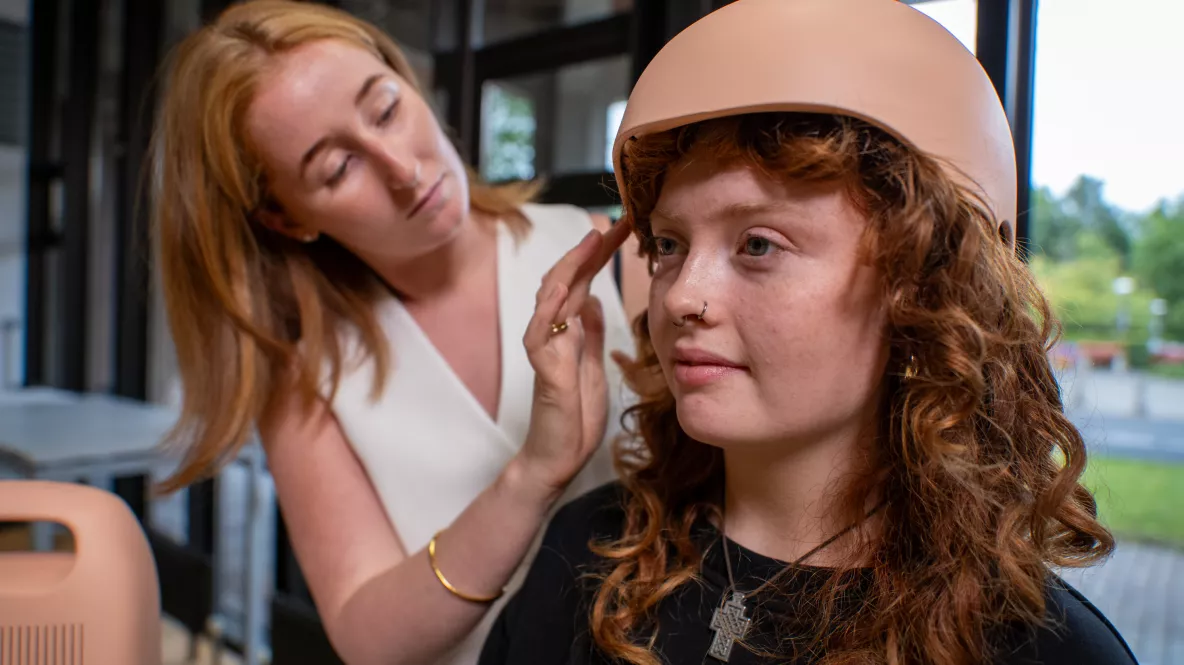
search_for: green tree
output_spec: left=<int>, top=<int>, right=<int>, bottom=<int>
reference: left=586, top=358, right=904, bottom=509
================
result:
left=1029, top=185, right=1082, bottom=261
left=1064, top=176, right=1132, bottom=267
left=1031, top=230, right=1159, bottom=341
left=1134, top=198, right=1184, bottom=304
left=1133, top=197, right=1184, bottom=339
left=481, top=84, right=536, bottom=182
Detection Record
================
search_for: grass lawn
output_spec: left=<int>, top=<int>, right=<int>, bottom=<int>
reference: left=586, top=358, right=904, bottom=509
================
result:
left=1149, top=363, right=1184, bottom=380
left=1082, top=455, right=1184, bottom=549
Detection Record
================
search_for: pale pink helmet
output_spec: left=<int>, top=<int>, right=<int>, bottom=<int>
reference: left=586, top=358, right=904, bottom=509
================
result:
left=611, top=0, right=1018, bottom=248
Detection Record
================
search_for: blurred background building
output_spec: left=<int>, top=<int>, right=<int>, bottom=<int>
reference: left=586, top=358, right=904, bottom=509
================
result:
left=0, top=1, right=1180, bottom=664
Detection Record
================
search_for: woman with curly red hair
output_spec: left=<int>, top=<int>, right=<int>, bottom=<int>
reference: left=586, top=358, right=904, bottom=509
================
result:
left=479, top=0, right=1136, bottom=663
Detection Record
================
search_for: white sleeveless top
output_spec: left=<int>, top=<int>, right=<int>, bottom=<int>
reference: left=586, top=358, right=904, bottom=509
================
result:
left=325, top=203, right=635, bottom=664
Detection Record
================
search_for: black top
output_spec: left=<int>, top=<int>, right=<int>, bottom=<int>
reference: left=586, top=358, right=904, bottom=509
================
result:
left=480, top=483, right=1138, bottom=665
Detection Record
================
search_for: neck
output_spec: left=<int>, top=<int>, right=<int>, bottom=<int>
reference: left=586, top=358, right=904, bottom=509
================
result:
left=371, top=210, right=496, bottom=302
left=721, top=421, right=881, bottom=567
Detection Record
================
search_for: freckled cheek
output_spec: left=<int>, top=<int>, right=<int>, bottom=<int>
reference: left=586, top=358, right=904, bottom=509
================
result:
left=736, top=282, right=865, bottom=371
left=736, top=310, right=808, bottom=377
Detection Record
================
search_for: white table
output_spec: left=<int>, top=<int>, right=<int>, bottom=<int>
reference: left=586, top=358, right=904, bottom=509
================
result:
left=0, top=385, right=83, bottom=406
left=0, top=389, right=272, bottom=665
left=0, top=393, right=179, bottom=494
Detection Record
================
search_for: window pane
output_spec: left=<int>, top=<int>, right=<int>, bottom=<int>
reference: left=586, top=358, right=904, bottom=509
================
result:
left=0, top=144, right=23, bottom=389
left=908, top=0, right=978, bottom=54
left=1031, top=3, right=1184, bottom=664
left=482, top=0, right=633, bottom=45
left=480, top=55, right=630, bottom=181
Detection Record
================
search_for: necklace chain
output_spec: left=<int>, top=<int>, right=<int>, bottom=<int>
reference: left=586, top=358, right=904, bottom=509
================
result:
left=719, top=500, right=887, bottom=601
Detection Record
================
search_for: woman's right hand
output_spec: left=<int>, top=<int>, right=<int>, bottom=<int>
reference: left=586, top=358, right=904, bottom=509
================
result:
left=514, top=220, right=633, bottom=496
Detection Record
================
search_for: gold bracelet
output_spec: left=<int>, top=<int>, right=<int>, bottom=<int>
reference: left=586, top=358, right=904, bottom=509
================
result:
left=427, top=531, right=504, bottom=604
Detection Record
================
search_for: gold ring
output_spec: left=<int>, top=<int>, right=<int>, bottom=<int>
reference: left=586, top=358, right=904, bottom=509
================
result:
left=550, top=321, right=569, bottom=335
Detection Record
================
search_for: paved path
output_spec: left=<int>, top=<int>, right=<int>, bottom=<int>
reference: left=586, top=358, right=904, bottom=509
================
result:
left=1059, top=540, right=1184, bottom=665
left=1072, top=413, right=1184, bottom=463
left=1060, top=368, right=1184, bottom=423
left=1060, top=369, right=1184, bottom=461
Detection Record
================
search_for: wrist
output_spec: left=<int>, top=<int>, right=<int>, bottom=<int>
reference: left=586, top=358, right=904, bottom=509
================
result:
left=499, top=454, right=565, bottom=516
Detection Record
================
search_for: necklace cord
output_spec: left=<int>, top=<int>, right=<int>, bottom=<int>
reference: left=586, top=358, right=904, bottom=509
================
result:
left=720, top=500, right=887, bottom=601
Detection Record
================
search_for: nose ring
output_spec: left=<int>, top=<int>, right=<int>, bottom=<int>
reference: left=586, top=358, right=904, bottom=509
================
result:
left=671, top=301, right=708, bottom=328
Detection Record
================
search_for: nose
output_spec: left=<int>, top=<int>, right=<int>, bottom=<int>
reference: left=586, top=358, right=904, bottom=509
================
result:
left=371, top=140, right=421, bottom=190
left=662, top=251, right=718, bottom=328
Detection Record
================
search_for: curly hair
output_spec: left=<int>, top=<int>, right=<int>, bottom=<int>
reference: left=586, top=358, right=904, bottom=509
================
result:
left=590, top=113, right=1113, bottom=665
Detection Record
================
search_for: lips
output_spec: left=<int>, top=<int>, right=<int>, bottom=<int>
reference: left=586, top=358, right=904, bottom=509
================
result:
left=671, top=346, right=747, bottom=388
left=408, top=173, right=444, bottom=219
left=672, top=347, right=745, bottom=369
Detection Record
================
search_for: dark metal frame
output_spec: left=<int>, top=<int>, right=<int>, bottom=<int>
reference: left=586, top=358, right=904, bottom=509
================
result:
left=976, top=0, right=1039, bottom=258
left=111, top=0, right=164, bottom=401
left=536, top=172, right=620, bottom=208
left=55, top=0, right=101, bottom=393
left=21, top=0, right=60, bottom=388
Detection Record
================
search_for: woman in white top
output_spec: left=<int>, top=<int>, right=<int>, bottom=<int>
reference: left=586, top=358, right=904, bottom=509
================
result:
left=149, top=2, right=648, bottom=664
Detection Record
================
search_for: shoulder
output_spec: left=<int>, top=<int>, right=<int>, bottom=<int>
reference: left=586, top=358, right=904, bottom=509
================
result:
left=995, top=576, right=1137, bottom=665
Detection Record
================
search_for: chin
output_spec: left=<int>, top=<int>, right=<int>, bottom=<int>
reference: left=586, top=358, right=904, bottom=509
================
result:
left=417, top=200, right=467, bottom=249
left=674, top=394, right=772, bottom=449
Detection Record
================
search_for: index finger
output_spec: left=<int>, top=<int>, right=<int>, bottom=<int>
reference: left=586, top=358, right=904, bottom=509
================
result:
left=559, top=218, right=633, bottom=320
left=586, top=217, right=633, bottom=277
left=538, top=230, right=604, bottom=305
left=570, top=217, right=632, bottom=289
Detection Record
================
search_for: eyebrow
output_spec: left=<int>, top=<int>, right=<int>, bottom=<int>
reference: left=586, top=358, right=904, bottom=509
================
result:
left=651, top=200, right=803, bottom=225
left=298, top=73, right=386, bottom=176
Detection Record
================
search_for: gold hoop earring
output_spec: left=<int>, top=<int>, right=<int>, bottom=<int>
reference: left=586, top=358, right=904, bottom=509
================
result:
left=903, top=355, right=918, bottom=379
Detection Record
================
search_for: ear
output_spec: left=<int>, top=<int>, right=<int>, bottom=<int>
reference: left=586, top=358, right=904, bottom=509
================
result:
left=253, top=200, right=319, bottom=243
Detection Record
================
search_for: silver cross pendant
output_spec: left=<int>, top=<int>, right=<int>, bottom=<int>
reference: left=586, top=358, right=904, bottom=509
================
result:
left=708, top=592, right=751, bottom=662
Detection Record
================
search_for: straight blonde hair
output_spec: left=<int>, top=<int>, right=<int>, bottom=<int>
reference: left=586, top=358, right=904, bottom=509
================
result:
left=151, top=0, right=541, bottom=492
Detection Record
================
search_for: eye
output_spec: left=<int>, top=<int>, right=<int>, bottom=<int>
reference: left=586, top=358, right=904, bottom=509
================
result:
left=377, top=99, right=399, bottom=126
left=653, top=236, right=680, bottom=256
left=326, top=155, right=352, bottom=187
left=742, top=235, right=773, bottom=257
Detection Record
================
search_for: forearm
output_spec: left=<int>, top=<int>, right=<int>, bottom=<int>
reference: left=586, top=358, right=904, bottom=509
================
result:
left=328, top=455, right=562, bottom=665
